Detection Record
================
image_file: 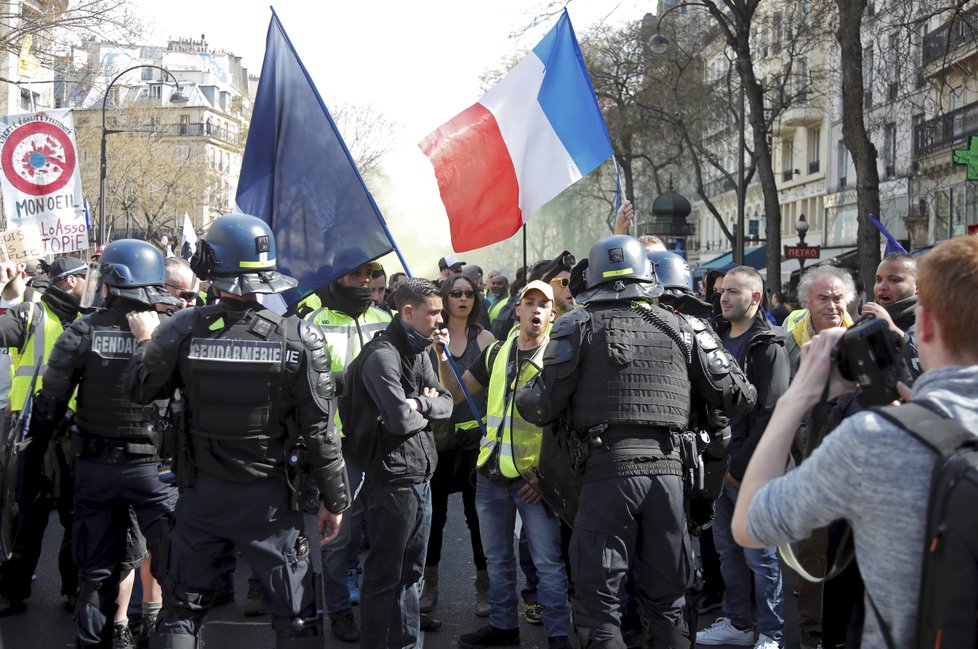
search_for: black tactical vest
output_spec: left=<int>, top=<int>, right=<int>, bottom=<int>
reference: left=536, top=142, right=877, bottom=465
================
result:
left=182, top=306, right=294, bottom=454
left=572, top=304, right=691, bottom=431
left=75, top=305, right=160, bottom=442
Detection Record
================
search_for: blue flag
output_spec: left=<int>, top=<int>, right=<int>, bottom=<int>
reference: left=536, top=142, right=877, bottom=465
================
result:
left=236, top=11, right=394, bottom=304
left=868, top=213, right=907, bottom=255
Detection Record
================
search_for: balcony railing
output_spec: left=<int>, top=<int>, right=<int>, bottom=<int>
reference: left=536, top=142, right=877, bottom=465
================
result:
left=782, top=170, right=795, bottom=182
left=808, top=160, right=821, bottom=174
left=914, top=99, right=978, bottom=157
left=838, top=176, right=847, bottom=191
left=922, top=5, right=978, bottom=66
left=704, top=177, right=736, bottom=198
left=155, top=123, right=242, bottom=147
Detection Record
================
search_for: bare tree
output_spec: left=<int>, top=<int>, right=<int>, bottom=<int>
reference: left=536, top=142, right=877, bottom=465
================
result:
left=328, top=100, right=398, bottom=180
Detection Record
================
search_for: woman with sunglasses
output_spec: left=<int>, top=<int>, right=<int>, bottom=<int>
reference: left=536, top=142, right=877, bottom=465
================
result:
left=422, top=273, right=496, bottom=618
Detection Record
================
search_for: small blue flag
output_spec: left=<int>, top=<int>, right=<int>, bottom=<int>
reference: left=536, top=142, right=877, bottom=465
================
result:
left=868, top=213, right=907, bottom=255
left=236, top=11, right=394, bottom=304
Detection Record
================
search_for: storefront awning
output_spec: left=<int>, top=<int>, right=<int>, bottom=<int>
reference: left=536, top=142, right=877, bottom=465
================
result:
left=694, top=245, right=768, bottom=274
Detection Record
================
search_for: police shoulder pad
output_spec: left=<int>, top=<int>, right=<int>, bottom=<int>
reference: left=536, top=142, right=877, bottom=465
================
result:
left=551, top=308, right=589, bottom=339
left=296, top=318, right=326, bottom=350
left=58, top=318, right=90, bottom=352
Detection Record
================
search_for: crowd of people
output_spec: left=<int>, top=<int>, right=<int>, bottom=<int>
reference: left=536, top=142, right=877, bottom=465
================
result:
left=0, top=207, right=974, bottom=649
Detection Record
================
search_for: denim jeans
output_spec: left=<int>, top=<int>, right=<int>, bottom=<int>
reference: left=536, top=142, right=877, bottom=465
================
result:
left=360, top=479, right=432, bottom=649
left=475, top=474, right=570, bottom=638
left=713, top=480, right=784, bottom=641
left=321, top=450, right=365, bottom=614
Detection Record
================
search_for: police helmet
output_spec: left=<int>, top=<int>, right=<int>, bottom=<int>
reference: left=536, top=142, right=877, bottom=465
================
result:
left=647, top=251, right=693, bottom=291
left=190, top=213, right=297, bottom=295
left=96, top=239, right=180, bottom=308
left=584, top=235, right=654, bottom=289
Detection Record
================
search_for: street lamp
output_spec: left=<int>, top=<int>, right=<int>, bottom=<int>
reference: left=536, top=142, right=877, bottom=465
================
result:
left=795, top=213, right=809, bottom=272
left=648, top=3, right=746, bottom=266
left=98, top=65, right=188, bottom=246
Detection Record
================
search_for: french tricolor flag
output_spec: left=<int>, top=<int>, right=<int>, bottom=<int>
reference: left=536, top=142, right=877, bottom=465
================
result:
left=420, top=10, right=613, bottom=252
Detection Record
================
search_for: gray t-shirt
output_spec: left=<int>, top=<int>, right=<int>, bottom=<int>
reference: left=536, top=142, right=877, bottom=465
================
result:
left=747, top=364, right=978, bottom=649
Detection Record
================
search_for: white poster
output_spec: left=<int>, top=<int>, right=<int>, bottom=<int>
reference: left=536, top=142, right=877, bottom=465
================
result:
left=0, top=110, right=88, bottom=254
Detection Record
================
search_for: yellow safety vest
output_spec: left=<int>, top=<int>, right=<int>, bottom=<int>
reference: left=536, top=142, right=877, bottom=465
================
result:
left=297, top=295, right=392, bottom=433
left=478, top=329, right=548, bottom=479
left=9, top=301, right=64, bottom=412
left=488, top=295, right=509, bottom=323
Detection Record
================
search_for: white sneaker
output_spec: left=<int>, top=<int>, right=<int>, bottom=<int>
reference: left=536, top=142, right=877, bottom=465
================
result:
left=755, top=634, right=781, bottom=649
left=696, top=617, right=754, bottom=646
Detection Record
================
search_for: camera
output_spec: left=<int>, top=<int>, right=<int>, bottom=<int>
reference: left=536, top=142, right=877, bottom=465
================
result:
left=832, top=316, right=912, bottom=406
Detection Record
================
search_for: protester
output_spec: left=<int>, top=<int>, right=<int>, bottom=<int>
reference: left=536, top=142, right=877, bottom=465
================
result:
left=862, top=252, right=918, bottom=333
left=421, top=274, right=494, bottom=618
left=699, top=267, right=789, bottom=649
left=295, top=256, right=392, bottom=642
left=437, top=279, right=571, bottom=649
left=0, top=257, right=86, bottom=618
left=437, top=255, right=465, bottom=279
left=352, top=278, right=453, bottom=649
left=733, top=235, right=978, bottom=648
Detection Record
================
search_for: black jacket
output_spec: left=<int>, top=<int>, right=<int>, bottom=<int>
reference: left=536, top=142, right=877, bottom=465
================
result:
left=715, top=311, right=791, bottom=481
left=360, top=318, right=453, bottom=483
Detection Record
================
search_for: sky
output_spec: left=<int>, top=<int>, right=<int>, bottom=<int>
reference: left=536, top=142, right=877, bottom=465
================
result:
left=130, top=0, right=652, bottom=275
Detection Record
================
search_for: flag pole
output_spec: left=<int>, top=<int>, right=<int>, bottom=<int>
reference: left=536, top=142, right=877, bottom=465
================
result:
left=522, top=225, right=527, bottom=281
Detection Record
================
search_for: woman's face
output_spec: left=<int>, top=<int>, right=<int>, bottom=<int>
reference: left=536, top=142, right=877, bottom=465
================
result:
left=447, top=277, right=475, bottom=319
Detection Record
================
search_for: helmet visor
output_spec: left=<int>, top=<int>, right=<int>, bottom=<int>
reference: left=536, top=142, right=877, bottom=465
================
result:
left=79, top=262, right=103, bottom=310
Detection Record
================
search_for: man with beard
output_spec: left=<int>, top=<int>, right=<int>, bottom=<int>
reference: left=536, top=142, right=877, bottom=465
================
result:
left=862, top=253, right=918, bottom=333
left=295, top=255, right=392, bottom=643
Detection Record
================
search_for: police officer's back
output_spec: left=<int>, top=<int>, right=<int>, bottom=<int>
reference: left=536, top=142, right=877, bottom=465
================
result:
left=28, top=240, right=181, bottom=649
left=517, top=236, right=755, bottom=649
left=125, top=214, right=351, bottom=649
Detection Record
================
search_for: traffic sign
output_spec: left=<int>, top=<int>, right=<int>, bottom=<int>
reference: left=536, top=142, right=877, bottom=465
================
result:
left=784, top=245, right=820, bottom=259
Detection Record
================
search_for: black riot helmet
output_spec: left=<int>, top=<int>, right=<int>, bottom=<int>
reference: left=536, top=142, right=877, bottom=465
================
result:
left=190, top=213, right=298, bottom=295
left=584, top=235, right=654, bottom=288
left=87, top=239, right=180, bottom=308
left=577, top=235, right=662, bottom=304
left=647, top=251, right=693, bottom=291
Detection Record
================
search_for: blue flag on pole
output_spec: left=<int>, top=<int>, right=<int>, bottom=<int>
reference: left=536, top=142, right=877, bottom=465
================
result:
left=236, top=10, right=394, bottom=304
left=868, top=213, right=908, bottom=255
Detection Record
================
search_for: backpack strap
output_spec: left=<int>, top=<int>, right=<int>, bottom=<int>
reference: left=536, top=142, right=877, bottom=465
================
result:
left=873, top=401, right=975, bottom=458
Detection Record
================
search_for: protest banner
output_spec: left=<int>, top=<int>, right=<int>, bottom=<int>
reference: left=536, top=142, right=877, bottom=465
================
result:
left=0, top=226, right=44, bottom=262
left=0, top=110, right=88, bottom=255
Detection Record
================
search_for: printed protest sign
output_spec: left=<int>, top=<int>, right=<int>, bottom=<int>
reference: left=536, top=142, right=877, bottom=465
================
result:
left=0, top=110, right=88, bottom=254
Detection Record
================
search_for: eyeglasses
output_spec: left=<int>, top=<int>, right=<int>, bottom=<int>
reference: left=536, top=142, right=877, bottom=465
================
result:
left=550, top=277, right=570, bottom=288
left=167, top=283, right=198, bottom=302
left=449, top=289, right=475, bottom=299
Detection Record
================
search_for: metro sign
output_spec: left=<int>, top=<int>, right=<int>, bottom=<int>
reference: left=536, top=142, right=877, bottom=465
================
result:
left=784, top=245, right=821, bottom=259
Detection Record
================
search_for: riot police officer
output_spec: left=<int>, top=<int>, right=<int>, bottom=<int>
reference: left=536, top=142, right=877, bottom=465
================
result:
left=26, top=241, right=182, bottom=649
left=124, top=213, right=351, bottom=649
left=516, top=236, right=755, bottom=649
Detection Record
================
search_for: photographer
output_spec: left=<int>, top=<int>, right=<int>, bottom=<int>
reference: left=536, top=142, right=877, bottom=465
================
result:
left=732, top=236, right=978, bottom=648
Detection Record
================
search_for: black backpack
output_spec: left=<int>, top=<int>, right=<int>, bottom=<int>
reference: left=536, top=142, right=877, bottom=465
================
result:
left=873, top=401, right=978, bottom=649
left=337, top=335, right=392, bottom=466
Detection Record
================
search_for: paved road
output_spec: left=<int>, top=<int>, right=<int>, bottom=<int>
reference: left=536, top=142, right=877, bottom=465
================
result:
left=0, top=495, right=809, bottom=649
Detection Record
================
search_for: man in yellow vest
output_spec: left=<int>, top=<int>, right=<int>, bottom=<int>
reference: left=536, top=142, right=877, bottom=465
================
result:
left=0, top=256, right=86, bottom=616
left=435, top=280, right=571, bottom=649
left=294, top=256, right=392, bottom=643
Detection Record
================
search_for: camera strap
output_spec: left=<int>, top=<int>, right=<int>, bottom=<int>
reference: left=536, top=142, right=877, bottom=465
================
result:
left=778, top=374, right=856, bottom=583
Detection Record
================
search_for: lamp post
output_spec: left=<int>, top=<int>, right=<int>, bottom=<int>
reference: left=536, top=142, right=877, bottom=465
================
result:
left=99, top=65, right=187, bottom=246
left=649, top=3, right=746, bottom=266
left=796, top=213, right=809, bottom=272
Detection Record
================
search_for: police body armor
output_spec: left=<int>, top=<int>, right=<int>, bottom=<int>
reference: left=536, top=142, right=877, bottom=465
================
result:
left=71, top=304, right=160, bottom=462
left=572, top=303, right=691, bottom=433
left=182, top=304, right=297, bottom=469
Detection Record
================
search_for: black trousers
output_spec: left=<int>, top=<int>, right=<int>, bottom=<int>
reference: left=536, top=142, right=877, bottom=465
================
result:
left=570, top=475, right=692, bottom=649
left=426, top=447, right=486, bottom=570
left=153, top=475, right=315, bottom=646
left=72, top=459, right=177, bottom=648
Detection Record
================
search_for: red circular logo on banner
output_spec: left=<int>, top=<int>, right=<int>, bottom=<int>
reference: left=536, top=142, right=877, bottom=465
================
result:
left=1, top=120, right=77, bottom=196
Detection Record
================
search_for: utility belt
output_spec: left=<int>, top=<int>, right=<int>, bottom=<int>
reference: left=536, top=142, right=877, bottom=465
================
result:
left=565, top=423, right=680, bottom=474
left=71, top=425, right=160, bottom=464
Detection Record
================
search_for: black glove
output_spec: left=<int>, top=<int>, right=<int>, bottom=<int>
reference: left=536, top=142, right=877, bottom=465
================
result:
left=687, top=492, right=717, bottom=537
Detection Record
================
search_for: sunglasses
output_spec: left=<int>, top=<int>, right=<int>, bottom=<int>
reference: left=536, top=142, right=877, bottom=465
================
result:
left=167, top=284, right=198, bottom=302
left=449, top=289, right=475, bottom=299
left=550, top=277, right=570, bottom=288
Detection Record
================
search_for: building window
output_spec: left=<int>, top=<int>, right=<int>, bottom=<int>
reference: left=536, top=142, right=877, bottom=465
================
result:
left=20, top=88, right=39, bottom=111
left=782, top=138, right=795, bottom=181
left=807, top=127, right=821, bottom=173
left=837, top=140, right=850, bottom=190
left=883, top=123, right=896, bottom=178
left=150, top=84, right=162, bottom=99
left=863, top=46, right=874, bottom=108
